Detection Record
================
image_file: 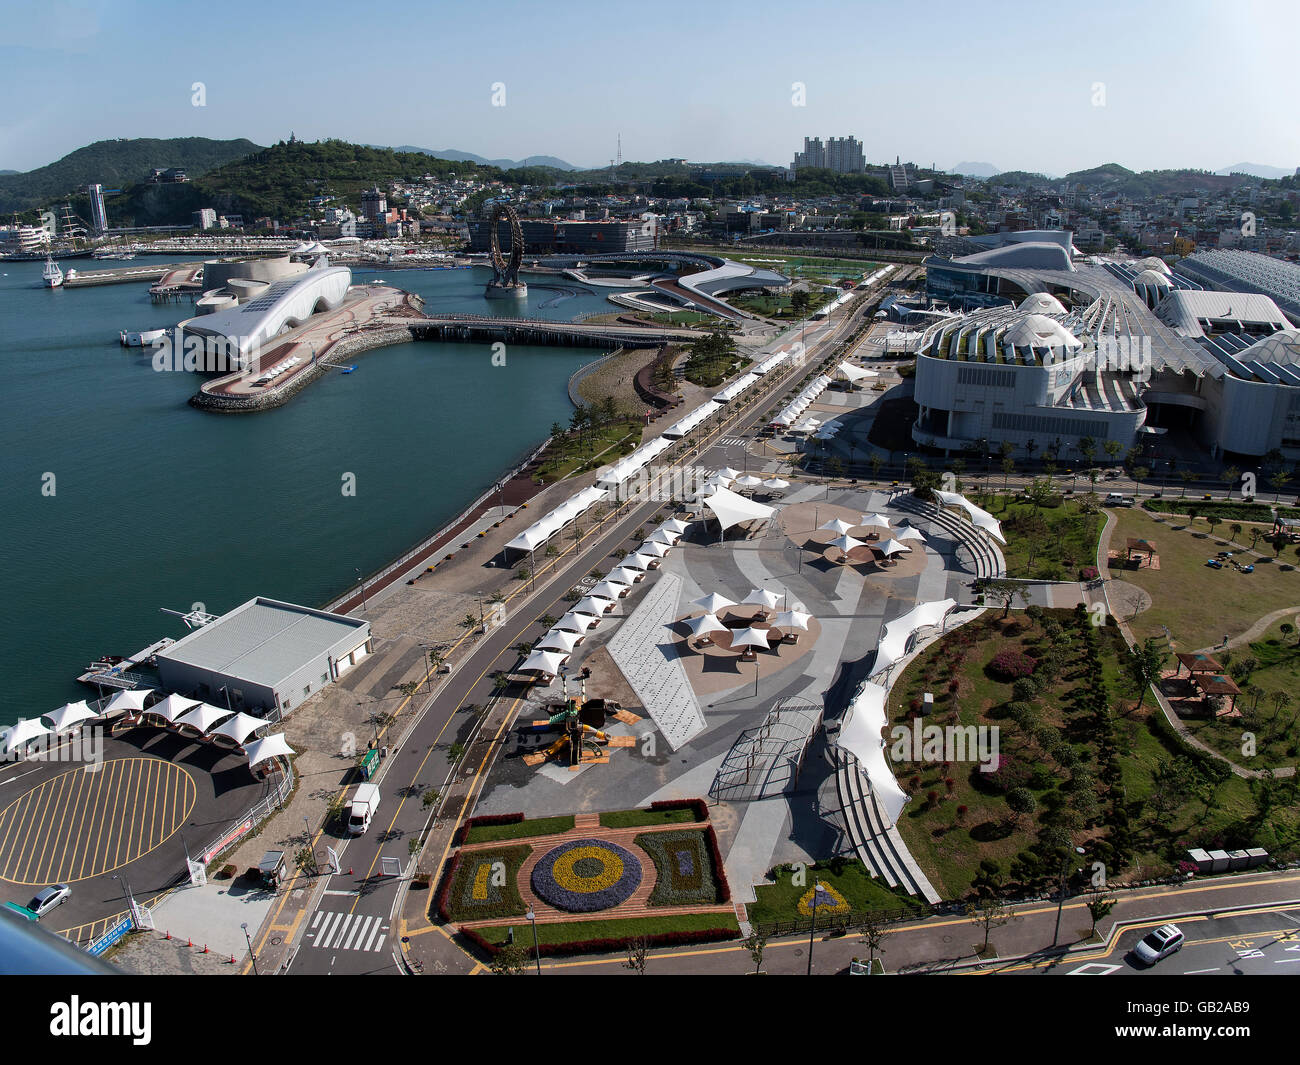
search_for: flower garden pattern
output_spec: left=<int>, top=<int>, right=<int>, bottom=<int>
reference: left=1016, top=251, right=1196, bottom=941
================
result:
left=530, top=838, right=643, bottom=913
left=440, top=844, right=531, bottom=923
left=635, top=829, right=723, bottom=907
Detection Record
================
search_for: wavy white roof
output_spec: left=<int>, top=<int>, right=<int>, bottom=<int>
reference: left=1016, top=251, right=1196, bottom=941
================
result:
left=1003, top=314, right=1082, bottom=351
left=1018, top=292, right=1067, bottom=315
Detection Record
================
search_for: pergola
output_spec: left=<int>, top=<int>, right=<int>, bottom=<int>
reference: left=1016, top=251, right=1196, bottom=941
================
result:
left=1175, top=651, right=1223, bottom=677
left=1190, top=672, right=1240, bottom=714
left=1126, top=538, right=1157, bottom=565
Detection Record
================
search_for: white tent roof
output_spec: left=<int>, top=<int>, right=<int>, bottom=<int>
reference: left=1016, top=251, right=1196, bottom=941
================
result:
left=683, top=613, right=728, bottom=637
left=624, top=552, right=656, bottom=571
left=874, top=599, right=957, bottom=677
left=245, top=732, right=294, bottom=769
left=595, top=437, right=673, bottom=489
left=590, top=581, right=627, bottom=599
left=702, top=486, right=774, bottom=532
left=104, top=688, right=154, bottom=715
left=734, top=474, right=764, bottom=488
left=836, top=681, right=909, bottom=825
left=537, top=629, right=582, bottom=652
left=638, top=540, right=670, bottom=557
left=556, top=611, right=599, bottom=632
left=661, top=518, right=691, bottom=534
left=573, top=596, right=613, bottom=615
left=1, top=717, right=53, bottom=754
left=877, top=538, right=911, bottom=556
left=693, top=591, right=735, bottom=613
left=831, top=534, right=865, bottom=554
left=713, top=372, right=760, bottom=403
left=753, top=350, right=789, bottom=374
left=820, top=517, right=857, bottom=536
left=860, top=513, right=892, bottom=529
left=762, top=477, right=790, bottom=490
left=608, top=567, right=642, bottom=585
left=895, top=526, right=926, bottom=542
left=648, top=527, right=680, bottom=545
left=147, top=693, right=201, bottom=724
left=506, top=485, right=610, bottom=553
left=662, top=401, right=721, bottom=439
left=176, top=702, right=234, bottom=733
left=836, top=361, right=877, bottom=382
left=717, top=467, right=742, bottom=480
left=741, top=587, right=782, bottom=611
left=934, top=490, right=1006, bottom=544
left=729, top=627, right=770, bottom=650
left=520, top=649, right=568, bottom=675
left=774, top=609, right=812, bottom=631
left=43, top=701, right=98, bottom=732
left=209, top=711, right=266, bottom=744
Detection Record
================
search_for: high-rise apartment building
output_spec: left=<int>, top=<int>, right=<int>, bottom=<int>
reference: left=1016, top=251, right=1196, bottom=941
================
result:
left=792, top=136, right=865, bottom=174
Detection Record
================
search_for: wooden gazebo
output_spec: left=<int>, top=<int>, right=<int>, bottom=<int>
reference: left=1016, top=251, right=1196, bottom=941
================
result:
left=1126, top=538, right=1157, bottom=566
left=1190, top=672, right=1240, bottom=715
left=1175, top=651, right=1223, bottom=677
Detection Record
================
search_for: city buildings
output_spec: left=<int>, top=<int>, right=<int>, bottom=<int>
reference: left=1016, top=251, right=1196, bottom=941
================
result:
left=792, top=136, right=866, bottom=174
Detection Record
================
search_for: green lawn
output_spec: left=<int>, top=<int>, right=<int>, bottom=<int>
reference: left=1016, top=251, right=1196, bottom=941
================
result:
left=535, top=420, right=642, bottom=483
left=1111, top=508, right=1300, bottom=652
left=598, top=808, right=699, bottom=829
left=749, top=858, right=922, bottom=927
left=463, top=815, right=575, bottom=844
left=472, top=913, right=740, bottom=949
left=981, top=496, right=1105, bottom=580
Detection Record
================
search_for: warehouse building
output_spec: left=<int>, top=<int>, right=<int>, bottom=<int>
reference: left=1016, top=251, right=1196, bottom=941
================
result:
left=155, top=597, right=372, bottom=716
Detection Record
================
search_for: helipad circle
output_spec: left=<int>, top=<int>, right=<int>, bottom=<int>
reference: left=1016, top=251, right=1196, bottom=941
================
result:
left=0, top=757, right=196, bottom=885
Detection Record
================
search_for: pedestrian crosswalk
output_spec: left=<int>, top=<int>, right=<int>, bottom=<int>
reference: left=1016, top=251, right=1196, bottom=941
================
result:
left=718, top=436, right=746, bottom=447
left=306, top=909, right=388, bottom=953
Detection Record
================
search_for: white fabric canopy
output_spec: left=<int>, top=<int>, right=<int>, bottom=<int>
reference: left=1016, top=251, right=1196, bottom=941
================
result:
left=873, top=599, right=957, bottom=677
left=506, top=485, right=610, bottom=553
left=836, top=681, right=910, bottom=825
left=661, top=518, right=691, bottom=534
left=820, top=517, right=857, bottom=536
left=762, top=477, right=790, bottom=490
left=717, top=467, right=742, bottom=480
left=176, top=703, right=234, bottom=733
left=648, top=527, right=680, bottom=545
left=595, top=437, right=673, bottom=490
left=573, top=596, right=614, bottom=615
left=1, top=717, right=53, bottom=754
left=831, top=534, right=865, bottom=555
left=608, top=567, right=642, bottom=585
left=638, top=540, right=670, bottom=558
left=43, top=701, right=98, bottom=732
left=556, top=612, right=599, bottom=632
left=729, top=627, right=770, bottom=650
left=934, top=490, right=1006, bottom=544
left=774, top=609, right=812, bottom=631
left=895, top=526, right=926, bottom=542
left=860, top=512, right=892, bottom=529
left=734, top=474, right=764, bottom=488
left=742, top=588, right=782, bottom=611
left=537, top=629, right=583, bottom=652
left=245, top=733, right=294, bottom=770
left=753, top=350, right=789, bottom=375
left=104, top=688, right=154, bottom=715
left=836, top=361, right=877, bottom=382
left=209, top=712, right=266, bottom=744
left=702, top=486, right=774, bottom=532
left=662, top=401, right=721, bottom=439
left=590, top=581, right=627, bottom=599
left=693, top=591, right=734, bottom=613
left=520, top=649, right=568, bottom=675
left=876, top=538, right=911, bottom=557
left=714, top=372, right=760, bottom=403
left=625, top=552, right=657, bottom=571
left=147, top=693, right=201, bottom=724
left=683, top=613, right=728, bottom=637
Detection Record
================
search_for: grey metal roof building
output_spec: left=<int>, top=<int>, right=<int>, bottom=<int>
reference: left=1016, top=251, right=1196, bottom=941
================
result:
left=1177, top=250, right=1300, bottom=326
left=156, top=597, right=371, bottom=716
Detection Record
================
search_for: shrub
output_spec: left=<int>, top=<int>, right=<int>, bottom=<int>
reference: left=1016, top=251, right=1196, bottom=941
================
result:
left=1079, top=566, right=1099, bottom=581
left=1012, top=676, right=1042, bottom=701
left=989, top=648, right=1037, bottom=681
left=649, top=798, right=709, bottom=821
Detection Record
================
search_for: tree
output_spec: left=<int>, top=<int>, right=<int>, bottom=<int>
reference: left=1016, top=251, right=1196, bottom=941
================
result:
left=1125, top=638, right=1169, bottom=709
left=1230, top=522, right=1243, bottom=545
left=968, top=897, right=1015, bottom=954
left=743, top=928, right=768, bottom=975
left=857, top=910, right=890, bottom=970
left=1006, top=787, right=1037, bottom=826
left=1270, top=470, right=1291, bottom=504
left=489, top=942, right=530, bottom=975
left=622, top=936, right=650, bottom=974
left=1086, top=894, right=1116, bottom=936
left=1103, top=439, right=1122, bottom=463
left=1179, top=470, right=1197, bottom=497
left=1221, top=465, right=1240, bottom=499
left=1001, top=454, right=1016, bottom=492
left=982, top=578, right=1027, bottom=618
left=869, top=452, right=884, bottom=481
left=1132, top=465, right=1149, bottom=496
left=447, top=741, right=466, bottom=764
left=421, top=788, right=440, bottom=810
left=1024, top=476, right=1054, bottom=511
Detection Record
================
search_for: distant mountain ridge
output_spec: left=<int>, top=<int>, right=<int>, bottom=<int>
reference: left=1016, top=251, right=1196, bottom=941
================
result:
left=1217, top=162, right=1293, bottom=180
left=952, top=161, right=999, bottom=177
left=383, top=145, right=578, bottom=171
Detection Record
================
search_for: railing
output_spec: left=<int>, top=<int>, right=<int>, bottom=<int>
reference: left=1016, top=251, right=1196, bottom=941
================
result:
left=194, top=756, right=295, bottom=870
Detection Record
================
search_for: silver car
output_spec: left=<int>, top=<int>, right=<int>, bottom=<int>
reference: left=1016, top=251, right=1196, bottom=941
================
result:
left=1132, top=924, right=1183, bottom=966
left=28, top=884, right=71, bottom=919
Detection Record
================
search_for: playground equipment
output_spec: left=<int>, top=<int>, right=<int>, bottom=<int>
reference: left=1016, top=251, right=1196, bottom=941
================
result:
left=523, top=675, right=614, bottom=767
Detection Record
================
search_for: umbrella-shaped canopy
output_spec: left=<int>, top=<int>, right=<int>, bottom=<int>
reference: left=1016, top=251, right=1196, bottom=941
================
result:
left=729, top=627, right=770, bottom=651
left=860, top=513, right=893, bottom=529
left=520, top=649, right=568, bottom=675
left=556, top=612, right=599, bottom=632
left=639, top=540, right=670, bottom=558
left=245, top=733, right=294, bottom=770
left=774, top=609, right=812, bottom=631
left=147, top=693, right=201, bottom=724
left=590, top=581, right=626, bottom=599
left=661, top=518, right=691, bottom=534
left=1, top=717, right=53, bottom=755
left=762, top=477, right=791, bottom=490
left=716, top=467, right=742, bottom=480
left=43, top=701, right=98, bottom=732
left=625, top=552, right=657, bottom=571
left=876, top=538, right=911, bottom=557
left=683, top=613, right=728, bottom=638
left=209, top=712, right=266, bottom=744
left=608, top=567, right=642, bottom=585
left=831, top=534, right=865, bottom=555
left=573, top=595, right=614, bottom=616
left=820, top=517, right=857, bottom=536
left=734, top=474, right=764, bottom=488
left=104, top=688, right=154, bottom=715
left=693, top=591, right=735, bottom=613
left=537, top=629, right=583, bottom=653
left=176, top=703, right=234, bottom=733
left=647, top=527, right=680, bottom=545
left=705, top=473, right=734, bottom=488
left=895, top=526, right=926, bottom=543
left=742, top=587, right=782, bottom=611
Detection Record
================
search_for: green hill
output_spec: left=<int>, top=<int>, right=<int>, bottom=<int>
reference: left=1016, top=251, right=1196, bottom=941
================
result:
left=0, top=137, right=261, bottom=216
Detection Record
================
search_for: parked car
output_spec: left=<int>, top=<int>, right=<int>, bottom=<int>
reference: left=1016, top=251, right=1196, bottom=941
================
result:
left=27, top=884, right=71, bottom=918
left=1205, top=558, right=1223, bottom=569
left=1132, top=924, right=1184, bottom=966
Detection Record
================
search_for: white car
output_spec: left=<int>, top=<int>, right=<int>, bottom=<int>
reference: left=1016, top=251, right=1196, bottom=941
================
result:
left=1132, top=924, right=1184, bottom=966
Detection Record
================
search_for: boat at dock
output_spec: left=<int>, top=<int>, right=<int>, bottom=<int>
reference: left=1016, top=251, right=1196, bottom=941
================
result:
left=42, top=254, right=63, bottom=288
left=120, top=327, right=168, bottom=347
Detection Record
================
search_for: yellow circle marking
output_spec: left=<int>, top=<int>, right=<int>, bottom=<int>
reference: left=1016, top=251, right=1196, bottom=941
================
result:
left=552, top=846, right=623, bottom=893
left=0, top=758, right=196, bottom=885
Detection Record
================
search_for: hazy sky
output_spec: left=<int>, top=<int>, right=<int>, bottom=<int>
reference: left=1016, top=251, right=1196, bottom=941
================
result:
left=3, top=0, right=1297, bottom=176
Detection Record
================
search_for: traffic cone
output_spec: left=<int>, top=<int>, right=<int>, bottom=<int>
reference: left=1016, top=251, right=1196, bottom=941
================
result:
left=164, top=930, right=171, bottom=940
left=186, top=937, right=192, bottom=947
left=202, top=943, right=209, bottom=954
left=348, top=866, right=353, bottom=875
left=229, top=953, right=236, bottom=964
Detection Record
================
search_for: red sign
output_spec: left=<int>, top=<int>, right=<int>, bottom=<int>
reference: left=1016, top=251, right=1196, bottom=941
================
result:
left=203, top=818, right=252, bottom=863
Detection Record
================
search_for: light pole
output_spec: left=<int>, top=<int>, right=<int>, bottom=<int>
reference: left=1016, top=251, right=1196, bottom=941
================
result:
left=112, top=873, right=138, bottom=926
left=1052, top=846, right=1087, bottom=947
left=242, top=922, right=259, bottom=975
left=807, top=880, right=822, bottom=976
left=355, top=568, right=368, bottom=612
left=525, top=909, right=542, bottom=975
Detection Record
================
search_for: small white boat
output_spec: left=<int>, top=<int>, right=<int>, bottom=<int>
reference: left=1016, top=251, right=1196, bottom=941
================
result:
left=43, top=254, right=63, bottom=288
left=120, top=328, right=168, bottom=347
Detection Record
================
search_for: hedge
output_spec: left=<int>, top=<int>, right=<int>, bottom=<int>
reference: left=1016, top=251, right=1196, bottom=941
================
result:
left=456, top=812, right=523, bottom=845
left=649, top=797, right=709, bottom=822
left=1142, top=499, right=1275, bottom=523
left=461, top=923, right=740, bottom=959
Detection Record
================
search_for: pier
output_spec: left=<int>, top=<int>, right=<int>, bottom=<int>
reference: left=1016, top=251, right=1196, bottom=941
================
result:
left=62, top=262, right=192, bottom=289
left=76, top=636, right=174, bottom=691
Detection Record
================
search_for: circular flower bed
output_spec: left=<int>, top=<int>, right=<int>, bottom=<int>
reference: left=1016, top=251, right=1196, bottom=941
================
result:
left=531, top=838, right=642, bottom=913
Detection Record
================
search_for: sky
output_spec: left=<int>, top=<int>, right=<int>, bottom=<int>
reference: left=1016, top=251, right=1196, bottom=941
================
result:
left=2, top=0, right=1298, bottom=177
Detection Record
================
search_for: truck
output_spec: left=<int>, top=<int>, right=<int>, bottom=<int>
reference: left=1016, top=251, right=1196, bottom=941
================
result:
left=347, top=783, right=381, bottom=835
left=1105, top=492, right=1135, bottom=507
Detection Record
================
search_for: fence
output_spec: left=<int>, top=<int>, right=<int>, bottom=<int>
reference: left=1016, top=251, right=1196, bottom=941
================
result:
left=194, top=756, right=295, bottom=870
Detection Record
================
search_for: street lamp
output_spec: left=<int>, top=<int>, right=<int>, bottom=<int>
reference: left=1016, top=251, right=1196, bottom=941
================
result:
left=112, top=873, right=138, bottom=926
left=525, top=909, right=542, bottom=975
left=355, top=568, right=368, bottom=612
left=1052, top=846, right=1087, bottom=947
left=242, top=921, right=259, bottom=975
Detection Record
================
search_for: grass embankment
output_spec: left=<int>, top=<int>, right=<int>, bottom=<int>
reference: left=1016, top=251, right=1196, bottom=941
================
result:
left=574, top=347, right=655, bottom=418
left=980, top=496, right=1105, bottom=580
left=748, top=859, right=923, bottom=926
left=1111, top=508, right=1300, bottom=652
left=889, top=608, right=1299, bottom=900
left=730, top=290, right=832, bottom=320
left=535, top=418, right=642, bottom=483
left=463, top=815, right=576, bottom=844
left=598, top=808, right=698, bottom=829
left=472, top=913, right=740, bottom=949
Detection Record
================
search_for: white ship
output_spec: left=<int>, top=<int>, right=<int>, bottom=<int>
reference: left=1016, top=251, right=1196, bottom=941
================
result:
left=42, top=254, right=63, bottom=288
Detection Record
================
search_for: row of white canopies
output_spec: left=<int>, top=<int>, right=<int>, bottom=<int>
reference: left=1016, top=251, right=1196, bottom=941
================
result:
left=771, top=375, right=832, bottom=428
left=506, top=344, right=804, bottom=559
left=0, top=689, right=294, bottom=769
left=818, top=513, right=925, bottom=561
left=681, top=588, right=813, bottom=651
left=517, top=517, right=693, bottom=677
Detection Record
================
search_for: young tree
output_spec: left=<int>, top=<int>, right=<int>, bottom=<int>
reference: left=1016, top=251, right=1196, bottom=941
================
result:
left=968, top=897, right=1015, bottom=954
left=982, top=578, right=1028, bottom=618
left=1221, top=465, right=1240, bottom=499
left=1085, top=894, right=1116, bottom=936
left=1125, top=638, right=1169, bottom=709
left=489, top=942, right=530, bottom=975
left=857, top=910, right=890, bottom=970
left=622, top=936, right=650, bottom=974
left=743, top=928, right=768, bottom=975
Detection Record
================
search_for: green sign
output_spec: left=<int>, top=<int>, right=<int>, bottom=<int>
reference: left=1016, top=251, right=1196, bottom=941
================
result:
left=360, top=749, right=379, bottom=780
